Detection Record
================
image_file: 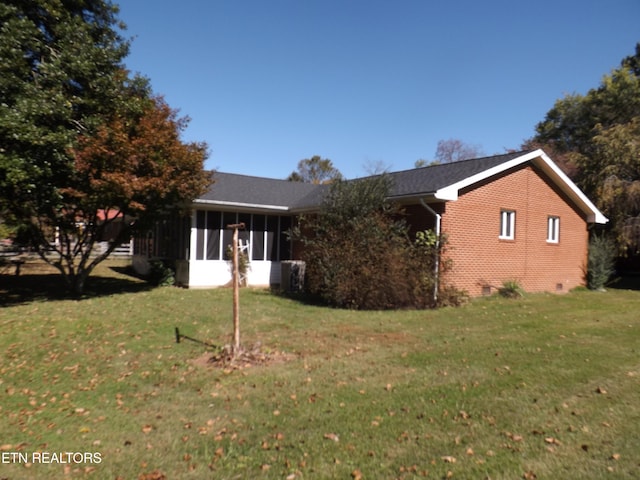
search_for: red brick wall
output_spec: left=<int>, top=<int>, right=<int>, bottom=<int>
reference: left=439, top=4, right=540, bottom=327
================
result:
left=438, top=164, right=589, bottom=296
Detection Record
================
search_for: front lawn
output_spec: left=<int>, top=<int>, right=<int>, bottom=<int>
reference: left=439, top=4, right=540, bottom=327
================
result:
left=1, top=262, right=639, bottom=479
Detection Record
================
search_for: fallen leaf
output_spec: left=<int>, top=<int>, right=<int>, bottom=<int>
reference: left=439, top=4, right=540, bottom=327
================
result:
left=611, top=453, right=621, bottom=460
left=141, top=425, right=153, bottom=434
left=137, top=470, right=166, bottom=480
left=323, top=433, right=339, bottom=442
left=441, top=456, right=456, bottom=463
left=351, top=469, right=363, bottom=480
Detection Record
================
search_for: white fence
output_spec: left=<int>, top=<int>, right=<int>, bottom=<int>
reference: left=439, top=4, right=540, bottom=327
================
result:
left=95, top=240, right=133, bottom=257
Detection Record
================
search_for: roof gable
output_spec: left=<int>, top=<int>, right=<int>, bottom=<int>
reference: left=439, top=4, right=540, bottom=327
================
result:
left=428, top=150, right=606, bottom=224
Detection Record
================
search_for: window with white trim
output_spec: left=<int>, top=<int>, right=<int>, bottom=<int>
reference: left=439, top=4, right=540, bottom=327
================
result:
left=547, top=216, right=560, bottom=243
left=499, top=210, right=515, bottom=240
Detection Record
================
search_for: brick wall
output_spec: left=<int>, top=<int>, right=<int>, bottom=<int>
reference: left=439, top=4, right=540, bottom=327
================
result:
left=438, top=164, right=589, bottom=296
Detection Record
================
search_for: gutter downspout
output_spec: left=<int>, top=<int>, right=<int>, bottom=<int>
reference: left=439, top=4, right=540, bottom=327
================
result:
left=419, top=198, right=441, bottom=304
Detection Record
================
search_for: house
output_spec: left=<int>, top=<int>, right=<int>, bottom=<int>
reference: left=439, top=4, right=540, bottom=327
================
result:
left=132, top=149, right=607, bottom=296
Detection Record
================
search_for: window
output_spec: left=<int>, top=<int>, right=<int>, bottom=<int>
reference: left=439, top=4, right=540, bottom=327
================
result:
left=195, top=210, right=206, bottom=260
left=193, top=210, right=293, bottom=261
left=206, top=211, right=221, bottom=260
left=499, top=210, right=516, bottom=240
left=251, top=214, right=266, bottom=261
left=547, top=216, right=560, bottom=243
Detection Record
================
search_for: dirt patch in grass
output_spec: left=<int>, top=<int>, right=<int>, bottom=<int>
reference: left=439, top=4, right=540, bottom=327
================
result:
left=190, top=343, right=298, bottom=370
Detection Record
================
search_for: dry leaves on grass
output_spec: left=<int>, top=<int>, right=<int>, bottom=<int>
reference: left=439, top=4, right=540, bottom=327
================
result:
left=136, top=470, right=166, bottom=480
left=191, top=343, right=294, bottom=370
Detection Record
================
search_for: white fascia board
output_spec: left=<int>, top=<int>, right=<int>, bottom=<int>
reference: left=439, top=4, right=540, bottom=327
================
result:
left=530, top=150, right=608, bottom=224
left=434, top=151, right=542, bottom=201
left=532, top=151, right=609, bottom=224
left=433, top=149, right=608, bottom=224
left=193, top=199, right=290, bottom=213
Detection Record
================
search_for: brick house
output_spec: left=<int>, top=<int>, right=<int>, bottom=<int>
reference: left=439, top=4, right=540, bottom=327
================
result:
left=132, top=149, right=607, bottom=296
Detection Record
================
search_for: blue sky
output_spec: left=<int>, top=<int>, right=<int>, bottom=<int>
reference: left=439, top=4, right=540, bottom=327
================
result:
left=116, top=0, right=639, bottom=179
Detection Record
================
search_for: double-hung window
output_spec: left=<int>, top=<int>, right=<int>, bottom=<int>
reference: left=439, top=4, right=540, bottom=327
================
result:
left=499, top=209, right=516, bottom=240
left=547, top=216, right=560, bottom=243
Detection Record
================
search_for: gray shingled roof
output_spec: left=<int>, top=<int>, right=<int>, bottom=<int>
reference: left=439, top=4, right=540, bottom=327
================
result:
left=194, top=149, right=608, bottom=224
left=386, top=150, right=529, bottom=199
left=197, top=151, right=532, bottom=211
left=197, top=172, right=326, bottom=210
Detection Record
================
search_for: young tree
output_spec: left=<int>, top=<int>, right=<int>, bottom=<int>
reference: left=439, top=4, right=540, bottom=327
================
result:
left=0, top=0, right=211, bottom=293
left=286, top=156, right=343, bottom=183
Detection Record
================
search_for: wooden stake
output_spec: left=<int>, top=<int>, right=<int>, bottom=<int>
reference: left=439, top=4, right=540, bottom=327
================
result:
left=227, top=223, right=245, bottom=355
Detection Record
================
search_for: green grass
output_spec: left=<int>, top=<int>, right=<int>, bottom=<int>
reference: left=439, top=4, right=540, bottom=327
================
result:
left=1, top=261, right=640, bottom=479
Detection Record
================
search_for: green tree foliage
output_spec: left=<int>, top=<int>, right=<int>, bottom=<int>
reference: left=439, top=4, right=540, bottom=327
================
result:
left=586, top=234, right=616, bottom=290
left=588, top=117, right=640, bottom=252
left=286, top=155, right=343, bottom=184
left=530, top=43, right=640, bottom=252
left=293, top=176, right=455, bottom=310
left=0, top=0, right=211, bottom=293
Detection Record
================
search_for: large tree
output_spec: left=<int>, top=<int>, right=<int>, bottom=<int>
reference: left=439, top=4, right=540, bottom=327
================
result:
left=434, top=138, right=484, bottom=164
left=529, top=43, right=640, bottom=252
left=0, top=0, right=211, bottom=293
left=415, top=138, right=484, bottom=167
left=286, top=155, right=342, bottom=183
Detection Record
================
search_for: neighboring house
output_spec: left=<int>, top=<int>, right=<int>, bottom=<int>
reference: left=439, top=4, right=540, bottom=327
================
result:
left=132, top=149, right=607, bottom=296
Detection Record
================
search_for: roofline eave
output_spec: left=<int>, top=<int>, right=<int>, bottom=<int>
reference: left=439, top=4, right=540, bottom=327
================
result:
left=192, top=149, right=608, bottom=224
left=389, top=192, right=444, bottom=204
left=193, top=199, right=290, bottom=213
left=530, top=150, right=608, bottom=224
left=430, top=149, right=608, bottom=224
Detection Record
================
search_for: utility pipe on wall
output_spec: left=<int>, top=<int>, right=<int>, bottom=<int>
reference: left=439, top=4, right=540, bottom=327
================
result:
left=419, top=198, right=441, bottom=304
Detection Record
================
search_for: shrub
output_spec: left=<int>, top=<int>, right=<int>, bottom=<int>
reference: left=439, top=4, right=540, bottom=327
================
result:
left=586, top=234, right=616, bottom=290
left=436, top=285, right=470, bottom=307
left=293, top=176, right=457, bottom=310
left=148, top=260, right=175, bottom=287
left=225, top=245, right=250, bottom=287
left=498, top=279, right=524, bottom=298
